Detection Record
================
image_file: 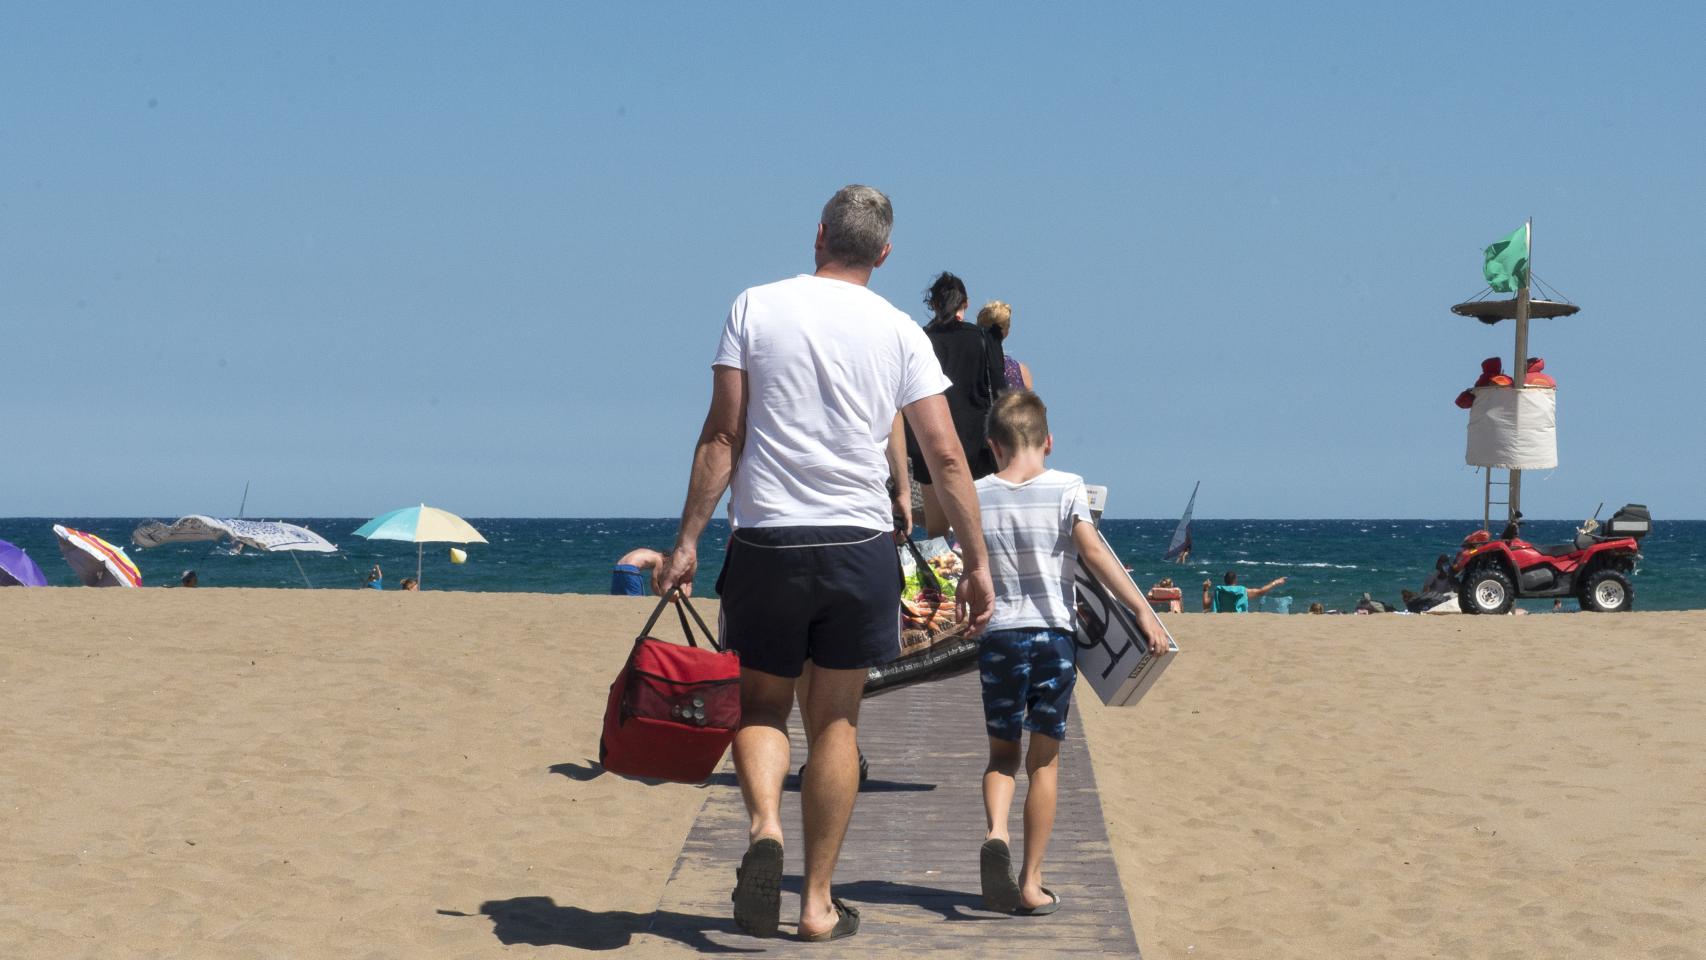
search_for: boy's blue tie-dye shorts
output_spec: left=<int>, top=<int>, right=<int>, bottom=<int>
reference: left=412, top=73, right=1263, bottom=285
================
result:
left=978, top=628, right=1078, bottom=742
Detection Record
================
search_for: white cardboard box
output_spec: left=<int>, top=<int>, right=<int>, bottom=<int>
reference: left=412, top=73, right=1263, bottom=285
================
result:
left=1084, top=484, right=1108, bottom=523
left=1074, top=528, right=1179, bottom=707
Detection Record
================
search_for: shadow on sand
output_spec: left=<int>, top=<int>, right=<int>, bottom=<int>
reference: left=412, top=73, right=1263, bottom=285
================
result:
left=553, top=759, right=936, bottom=794
left=440, top=897, right=762, bottom=954
left=778, top=876, right=1003, bottom=923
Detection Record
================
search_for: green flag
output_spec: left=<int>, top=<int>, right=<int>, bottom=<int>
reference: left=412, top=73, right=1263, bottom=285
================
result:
left=1483, top=224, right=1529, bottom=293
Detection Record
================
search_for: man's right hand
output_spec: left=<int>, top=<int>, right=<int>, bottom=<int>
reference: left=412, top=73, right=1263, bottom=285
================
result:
left=654, top=543, right=698, bottom=597
left=955, top=564, right=994, bottom=637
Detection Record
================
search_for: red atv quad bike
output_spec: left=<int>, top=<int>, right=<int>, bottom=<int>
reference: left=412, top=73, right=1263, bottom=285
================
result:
left=1452, top=504, right=1650, bottom=614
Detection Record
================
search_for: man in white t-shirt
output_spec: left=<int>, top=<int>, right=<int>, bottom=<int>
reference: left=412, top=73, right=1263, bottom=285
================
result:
left=656, top=184, right=994, bottom=943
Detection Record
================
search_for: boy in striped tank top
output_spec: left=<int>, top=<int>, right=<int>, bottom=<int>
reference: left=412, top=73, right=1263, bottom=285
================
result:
left=972, top=390, right=1169, bottom=917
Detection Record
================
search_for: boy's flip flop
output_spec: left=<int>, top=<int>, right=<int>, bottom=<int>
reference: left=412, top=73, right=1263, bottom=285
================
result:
left=797, top=898, right=860, bottom=942
left=1013, top=887, right=1062, bottom=917
left=731, top=837, right=784, bottom=937
left=979, top=839, right=1021, bottom=913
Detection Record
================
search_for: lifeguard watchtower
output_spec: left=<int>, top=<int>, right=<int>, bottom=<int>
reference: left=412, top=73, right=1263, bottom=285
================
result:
left=1450, top=220, right=1579, bottom=530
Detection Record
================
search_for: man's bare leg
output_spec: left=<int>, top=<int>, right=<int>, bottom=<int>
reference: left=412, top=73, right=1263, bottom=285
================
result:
left=797, top=664, right=866, bottom=939
left=799, top=664, right=868, bottom=782
left=734, top=667, right=796, bottom=845
left=730, top=668, right=796, bottom=937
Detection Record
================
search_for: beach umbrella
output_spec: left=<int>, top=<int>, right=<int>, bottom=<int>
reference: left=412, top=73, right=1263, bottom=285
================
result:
left=0, top=538, right=49, bottom=587
left=53, top=525, right=143, bottom=587
left=131, top=515, right=338, bottom=588
left=132, top=515, right=337, bottom=553
left=351, top=504, right=487, bottom=586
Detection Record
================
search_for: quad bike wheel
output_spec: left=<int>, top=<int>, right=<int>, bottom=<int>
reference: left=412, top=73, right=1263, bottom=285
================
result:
left=1460, top=566, right=1515, bottom=615
left=1579, top=569, right=1634, bottom=613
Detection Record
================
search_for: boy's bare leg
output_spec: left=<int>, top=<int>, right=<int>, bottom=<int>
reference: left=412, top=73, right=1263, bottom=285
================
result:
left=982, top=737, right=1023, bottom=841
left=1018, top=733, right=1062, bottom=910
left=734, top=668, right=796, bottom=845
left=798, top=664, right=866, bottom=939
left=920, top=482, right=948, bottom=538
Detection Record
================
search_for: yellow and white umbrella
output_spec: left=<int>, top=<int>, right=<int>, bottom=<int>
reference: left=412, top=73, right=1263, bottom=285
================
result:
left=351, top=504, right=486, bottom=586
left=53, top=524, right=143, bottom=587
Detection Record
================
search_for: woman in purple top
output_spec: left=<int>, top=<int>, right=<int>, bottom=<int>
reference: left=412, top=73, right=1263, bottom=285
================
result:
left=977, top=300, right=1033, bottom=390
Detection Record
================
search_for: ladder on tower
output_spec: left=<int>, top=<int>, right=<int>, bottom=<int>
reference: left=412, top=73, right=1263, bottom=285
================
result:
left=1483, top=468, right=1512, bottom=531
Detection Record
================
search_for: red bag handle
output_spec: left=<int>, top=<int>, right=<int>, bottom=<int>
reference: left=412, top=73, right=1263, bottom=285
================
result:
left=638, top=589, right=721, bottom=651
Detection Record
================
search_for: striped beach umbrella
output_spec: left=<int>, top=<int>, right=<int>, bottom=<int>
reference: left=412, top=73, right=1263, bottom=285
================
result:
left=53, top=525, right=143, bottom=587
left=352, top=504, right=486, bottom=586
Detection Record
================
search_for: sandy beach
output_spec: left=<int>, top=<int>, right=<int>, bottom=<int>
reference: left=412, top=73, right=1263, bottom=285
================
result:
left=3, top=591, right=1702, bottom=958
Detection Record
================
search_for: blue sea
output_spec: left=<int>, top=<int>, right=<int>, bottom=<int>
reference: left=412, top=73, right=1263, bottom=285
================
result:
left=4, top=517, right=1703, bottom=612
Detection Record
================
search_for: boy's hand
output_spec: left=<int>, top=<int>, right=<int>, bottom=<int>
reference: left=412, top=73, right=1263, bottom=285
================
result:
left=1202, top=578, right=1213, bottom=590
left=1142, top=620, right=1170, bottom=656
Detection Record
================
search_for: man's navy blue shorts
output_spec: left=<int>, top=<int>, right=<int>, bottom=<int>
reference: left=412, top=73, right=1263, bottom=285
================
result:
left=715, top=525, right=901, bottom=679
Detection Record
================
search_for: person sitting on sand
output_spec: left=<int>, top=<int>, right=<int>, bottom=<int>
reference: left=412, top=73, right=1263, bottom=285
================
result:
left=1202, top=570, right=1287, bottom=612
left=364, top=565, right=383, bottom=590
left=399, top=577, right=419, bottom=591
left=179, top=569, right=198, bottom=588
left=974, top=390, right=1167, bottom=917
left=610, top=547, right=665, bottom=596
left=1421, top=554, right=1454, bottom=596
left=1355, top=592, right=1394, bottom=614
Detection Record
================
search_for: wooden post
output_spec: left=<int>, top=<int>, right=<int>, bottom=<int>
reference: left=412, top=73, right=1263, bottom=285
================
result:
left=1508, top=219, right=1532, bottom=525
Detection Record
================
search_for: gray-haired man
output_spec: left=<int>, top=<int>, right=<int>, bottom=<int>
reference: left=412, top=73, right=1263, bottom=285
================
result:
left=656, top=184, right=993, bottom=942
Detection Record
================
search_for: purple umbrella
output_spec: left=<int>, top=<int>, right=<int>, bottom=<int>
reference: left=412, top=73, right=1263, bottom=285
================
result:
left=0, top=538, right=49, bottom=587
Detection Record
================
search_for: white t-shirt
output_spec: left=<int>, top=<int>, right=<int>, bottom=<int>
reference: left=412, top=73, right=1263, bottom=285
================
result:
left=975, top=468, right=1095, bottom=632
left=713, top=275, right=952, bottom=530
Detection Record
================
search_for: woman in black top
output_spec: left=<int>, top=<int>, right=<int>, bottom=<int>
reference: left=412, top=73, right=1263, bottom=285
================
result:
left=905, top=271, right=1006, bottom=537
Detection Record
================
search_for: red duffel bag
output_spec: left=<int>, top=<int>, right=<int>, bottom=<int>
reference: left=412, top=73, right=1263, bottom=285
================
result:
left=599, top=590, right=741, bottom=783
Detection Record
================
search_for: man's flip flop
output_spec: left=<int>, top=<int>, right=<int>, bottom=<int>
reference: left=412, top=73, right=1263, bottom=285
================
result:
left=979, top=839, right=1021, bottom=913
left=731, top=837, right=783, bottom=937
left=797, top=898, right=860, bottom=942
left=1013, top=887, right=1062, bottom=917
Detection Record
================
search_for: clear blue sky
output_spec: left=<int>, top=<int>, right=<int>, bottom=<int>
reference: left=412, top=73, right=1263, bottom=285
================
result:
left=4, top=2, right=1702, bottom=519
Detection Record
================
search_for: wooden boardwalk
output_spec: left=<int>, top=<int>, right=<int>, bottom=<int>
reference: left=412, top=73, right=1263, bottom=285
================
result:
left=638, top=672, right=1141, bottom=956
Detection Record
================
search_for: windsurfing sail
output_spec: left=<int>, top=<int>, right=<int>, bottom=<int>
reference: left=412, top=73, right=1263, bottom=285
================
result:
left=1162, top=481, right=1199, bottom=563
